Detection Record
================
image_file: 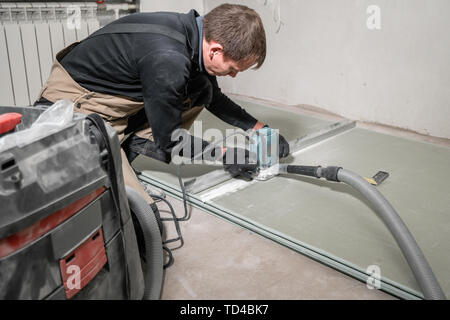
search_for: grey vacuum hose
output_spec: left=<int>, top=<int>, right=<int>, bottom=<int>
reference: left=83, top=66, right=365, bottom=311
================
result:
left=283, top=165, right=446, bottom=299
left=335, top=169, right=446, bottom=300
left=126, top=186, right=164, bottom=300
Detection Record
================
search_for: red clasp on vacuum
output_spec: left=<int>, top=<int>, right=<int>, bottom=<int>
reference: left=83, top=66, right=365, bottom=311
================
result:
left=0, top=113, right=22, bottom=135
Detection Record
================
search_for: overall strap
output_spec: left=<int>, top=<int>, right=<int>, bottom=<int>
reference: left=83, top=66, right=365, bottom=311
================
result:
left=87, top=23, right=186, bottom=46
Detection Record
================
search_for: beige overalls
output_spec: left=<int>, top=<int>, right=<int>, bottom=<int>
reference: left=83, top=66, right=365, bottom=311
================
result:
left=37, top=42, right=204, bottom=204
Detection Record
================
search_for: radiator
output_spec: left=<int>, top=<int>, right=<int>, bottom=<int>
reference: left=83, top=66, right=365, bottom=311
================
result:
left=0, top=2, right=134, bottom=106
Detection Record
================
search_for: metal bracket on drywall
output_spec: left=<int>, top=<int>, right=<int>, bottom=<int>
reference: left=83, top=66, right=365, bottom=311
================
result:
left=289, top=120, right=356, bottom=154
left=185, top=169, right=234, bottom=195
left=184, top=120, right=356, bottom=195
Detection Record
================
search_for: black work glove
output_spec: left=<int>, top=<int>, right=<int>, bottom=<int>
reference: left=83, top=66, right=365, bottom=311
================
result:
left=278, top=133, right=290, bottom=158
left=222, top=147, right=258, bottom=181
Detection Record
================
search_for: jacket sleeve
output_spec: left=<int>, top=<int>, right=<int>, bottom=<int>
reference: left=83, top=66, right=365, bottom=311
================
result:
left=138, top=50, right=210, bottom=161
left=205, top=76, right=259, bottom=131
left=138, top=50, right=189, bottom=155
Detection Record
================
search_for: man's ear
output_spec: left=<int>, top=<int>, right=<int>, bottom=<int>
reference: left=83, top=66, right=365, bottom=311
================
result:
left=208, top=41, right=223, bottom=59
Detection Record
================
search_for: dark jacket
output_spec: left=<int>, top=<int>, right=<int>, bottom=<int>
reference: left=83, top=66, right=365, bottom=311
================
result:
left=60, top=10, right=259, bottom=160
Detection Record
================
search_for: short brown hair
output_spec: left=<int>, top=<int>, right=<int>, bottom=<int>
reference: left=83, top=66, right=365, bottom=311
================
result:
left=203, top=3, right=266, bottom=69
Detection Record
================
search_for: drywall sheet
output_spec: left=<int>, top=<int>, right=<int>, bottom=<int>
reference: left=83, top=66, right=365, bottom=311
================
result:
left=134, top=156, right=220, bottom=188
left=207, top=128, right=450, bottom=298
left=133, top=99, right=332, bottom=187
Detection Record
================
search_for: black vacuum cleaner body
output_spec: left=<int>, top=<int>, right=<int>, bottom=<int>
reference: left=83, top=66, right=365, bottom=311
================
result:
left=0, top=105, right=145, bottom=299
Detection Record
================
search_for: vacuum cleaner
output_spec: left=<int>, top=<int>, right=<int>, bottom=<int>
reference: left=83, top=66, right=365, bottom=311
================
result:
left=0, top=105, right=163, bottom=300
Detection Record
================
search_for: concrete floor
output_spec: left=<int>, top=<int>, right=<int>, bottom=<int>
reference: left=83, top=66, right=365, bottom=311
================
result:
left=158, top=195, right=394, bottom=300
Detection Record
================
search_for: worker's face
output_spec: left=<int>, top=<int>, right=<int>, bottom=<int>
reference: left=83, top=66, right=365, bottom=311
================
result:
left=202, top=40, right=255, bottom=78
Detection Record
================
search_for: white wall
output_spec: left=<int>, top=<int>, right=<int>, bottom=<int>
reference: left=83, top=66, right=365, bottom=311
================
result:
left=6, top=1, right=444, bottom=138
left=202, top=0, right=450, bottom=139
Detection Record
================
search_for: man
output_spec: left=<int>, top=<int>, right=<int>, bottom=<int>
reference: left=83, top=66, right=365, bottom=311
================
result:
left=35, top=4, right=289, bottom=204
